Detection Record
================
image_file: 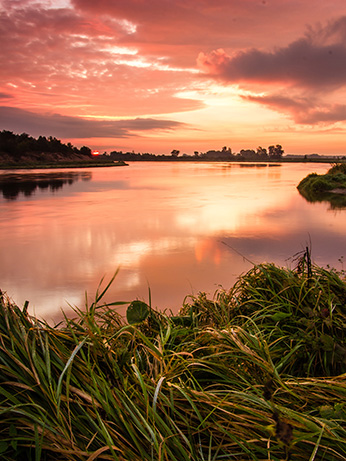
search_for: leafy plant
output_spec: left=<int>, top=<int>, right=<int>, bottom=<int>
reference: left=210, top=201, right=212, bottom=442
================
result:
left=126, top=300, right=150, bottom=324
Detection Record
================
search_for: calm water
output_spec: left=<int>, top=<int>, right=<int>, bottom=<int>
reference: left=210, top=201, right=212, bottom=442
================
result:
left=0, top=162, right=345, bottom=323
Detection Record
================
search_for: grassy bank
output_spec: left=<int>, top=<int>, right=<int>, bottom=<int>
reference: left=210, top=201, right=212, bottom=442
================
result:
left=297, top=163, right=346, bottom=208
left=1, top=256, right=346, bottom=460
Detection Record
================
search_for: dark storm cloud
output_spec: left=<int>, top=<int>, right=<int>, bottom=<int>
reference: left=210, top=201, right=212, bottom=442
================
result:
left=0, top=106, right=184, bottom=138
left=198, top=34, right=346, bottom=90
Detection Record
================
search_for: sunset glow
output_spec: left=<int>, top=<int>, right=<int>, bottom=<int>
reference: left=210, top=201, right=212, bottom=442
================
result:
left=2, top=0, right=346, bottom=155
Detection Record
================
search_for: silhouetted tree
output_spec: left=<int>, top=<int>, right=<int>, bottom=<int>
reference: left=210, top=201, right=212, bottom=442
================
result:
left=256, top=146, right=267, bottom=156
left=240, top=149, right=256, bottom=159
left=268, top=144, right=284, bottom=159
left=0, top=130, right=92, bottom=159
left=80, top=146, right=92, bottom=156
left=275, top=144, right=284, bottom=157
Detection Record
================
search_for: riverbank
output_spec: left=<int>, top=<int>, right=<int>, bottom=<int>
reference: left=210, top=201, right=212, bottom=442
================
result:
left=297, top=163, right=346, bottom=208
left=1, top=256, right=346, bottom=460
left=0, top=160, right=128, bottom=170
left=1, top=152, right=343, bottom=170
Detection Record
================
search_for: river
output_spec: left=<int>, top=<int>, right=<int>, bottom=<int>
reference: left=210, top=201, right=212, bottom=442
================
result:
left=0, top=161, right=345, bottom=323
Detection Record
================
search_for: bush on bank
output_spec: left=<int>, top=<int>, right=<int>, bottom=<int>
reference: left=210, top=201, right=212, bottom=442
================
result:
left=0, top=257, right=346, bottom=460
left=297, top=163, right=346, bottom=208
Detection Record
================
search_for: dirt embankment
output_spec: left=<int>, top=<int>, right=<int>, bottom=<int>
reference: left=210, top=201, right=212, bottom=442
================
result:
left=0, top=151, right=93, bottom=166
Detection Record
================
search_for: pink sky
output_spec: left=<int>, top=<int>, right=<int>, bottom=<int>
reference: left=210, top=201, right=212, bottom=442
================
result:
left=1, top=0, right=346, bottom=155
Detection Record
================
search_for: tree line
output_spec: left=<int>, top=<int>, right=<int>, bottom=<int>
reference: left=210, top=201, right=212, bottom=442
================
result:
left=0, top=131, right=285, bottom=163
left=0, top=131, right=92, bottom=158
left=109, top=144, right=285, bottom=162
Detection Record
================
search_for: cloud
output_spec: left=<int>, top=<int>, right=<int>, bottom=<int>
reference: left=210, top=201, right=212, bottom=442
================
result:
left=243, top=94, right=346, bottom=124
left=0, top=92, right=13, bottom=99
left=197, top=16, right=346, bottom=124
left=70, top=0, right=346, bottom=56
left=197, top=34, right=346, bottom=90
left=0, top=3, right=203, bottom=118
left=0, top=106, right=185, bottom=139
left=3, top=0, right=346, bottom=149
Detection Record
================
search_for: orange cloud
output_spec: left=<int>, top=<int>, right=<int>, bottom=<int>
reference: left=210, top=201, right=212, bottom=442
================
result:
left=197, top=17, right=346, bottom=125
left=2, top=0, right=346, bottom=153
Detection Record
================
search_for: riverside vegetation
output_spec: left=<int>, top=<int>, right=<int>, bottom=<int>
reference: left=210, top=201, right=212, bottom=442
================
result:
left=3, top=130, right=343, bottom=168
left=0, top=131, right=126, bottom=169
left=1, top=250, right=346, bottom=460
left=298, top=163, right=346, bottom=208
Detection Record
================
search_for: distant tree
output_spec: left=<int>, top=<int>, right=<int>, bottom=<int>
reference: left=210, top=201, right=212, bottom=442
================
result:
left=66, top=142, right=75, bottom=153
left=255, top=146, right=268, bottom=160
left=0, top=130, right=91, bottom=160
left=275, top=144, right=284, bottom=157
left=222, top=146, right=233, bottom=155
left=256, top=146, right=267, bottom=156
left=0, top=130, right=19, bottom=156
left=240, top=149, right=256, bottom=159
left=268, top=145, right=275, bottom=157
left=80, top=146, right=92, bottom=156
left=194, top=151, right=199, bottom=157
left=268, top=144, right=284, bottom=159
left=171, top=149, right=180, bottom=157
left=37, top=135, right=48, bottom=152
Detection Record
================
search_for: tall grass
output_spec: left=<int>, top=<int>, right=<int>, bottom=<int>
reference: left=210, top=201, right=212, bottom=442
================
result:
left=0, top=258, right=346, bottom=460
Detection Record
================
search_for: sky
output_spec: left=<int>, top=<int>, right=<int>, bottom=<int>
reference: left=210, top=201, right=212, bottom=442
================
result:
left=1, top=0, right=346, bottom=155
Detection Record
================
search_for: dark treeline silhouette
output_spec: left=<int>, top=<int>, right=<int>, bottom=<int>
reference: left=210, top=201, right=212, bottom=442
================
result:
left=0, top=131, right=92, bottom=159
left=108, top=145, right=285, bottom=162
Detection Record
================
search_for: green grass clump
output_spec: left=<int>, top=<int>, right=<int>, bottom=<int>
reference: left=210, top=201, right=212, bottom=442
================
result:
left=297, top=162, right=346, bottom=208
left=1, top=259, right=346, bottom=460
left=328, top=163, right=346, bottom=175
left=182, top=260, right=346, bottom=377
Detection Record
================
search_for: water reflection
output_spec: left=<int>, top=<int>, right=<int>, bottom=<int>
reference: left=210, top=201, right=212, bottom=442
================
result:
left=0, top=171, right=92, bottom=200
left=1, top=162, right=344, bottom=324
left=238, top=163, right=281, bottom=168
left=298, top=189, right=346, bottom=210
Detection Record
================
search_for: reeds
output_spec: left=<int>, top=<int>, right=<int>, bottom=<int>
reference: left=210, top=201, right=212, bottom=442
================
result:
left=0, top=259, right=346, bottom=460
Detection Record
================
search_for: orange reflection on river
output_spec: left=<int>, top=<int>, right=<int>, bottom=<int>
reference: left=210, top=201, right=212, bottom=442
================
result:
left=1, top=162, right=345, bottom=324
